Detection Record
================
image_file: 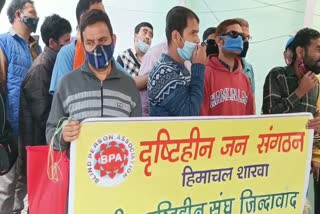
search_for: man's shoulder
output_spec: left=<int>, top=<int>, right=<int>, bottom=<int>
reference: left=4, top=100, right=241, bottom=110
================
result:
left=241, top=58, right=254, bottom=70
left=0, top=32, right=10, bottom=41
left=58, top=42, right=76, bottom=56
left=267, top=66, right=289, bottom=77
left=118, top=48, right=131, bottom=57
left=113, top=63, right=136, bottom=84
left=0, top=33, right=15, bottom=50
left=53, top=43, right=75, bottom=71
left=62, top=66, right=83, bottom=80
left=151, top=54, right=176, bottom=72
left=53, top=67, right=83, bottom=96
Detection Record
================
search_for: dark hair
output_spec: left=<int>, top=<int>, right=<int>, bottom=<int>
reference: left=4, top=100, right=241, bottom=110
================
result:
left=135, top=22, right=153, bottom=34
left=76, top=0, right=102, bottom=25
left=165, top=6, right=199, bottom=45
left=234, top=18, right=249, bottom=27
left=0, top=0, right=5, bottom=13
left=202, top=27, right=216, bottom=41
left=215, top=19, right=242, bottom=36
left=80, top=9, right=113, bottom=42
left=7, top=0, right=33, bottom=24
left=40, top=14, right=72, bottom=47
left=291, top=28, right=320, bottom=62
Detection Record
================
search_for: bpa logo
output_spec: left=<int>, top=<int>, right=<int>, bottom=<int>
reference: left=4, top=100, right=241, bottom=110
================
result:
left=87, top=134, right=135, bottom=187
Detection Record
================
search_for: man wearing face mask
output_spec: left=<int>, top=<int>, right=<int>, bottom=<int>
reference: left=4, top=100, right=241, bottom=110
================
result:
left=49, top=0, right=105, bottom=95
left=283, top=36, right=294, bottom=65
left=148, top=6, right=206, bottom=116
left=46, top=10, right=142, bottom=152
left=200, top=19, right=255, bottom=116
left=0, top=0, right=41, bottom=213
left=19, top=14, right=71, bottom=176
left=235, top=18, right=255, bottom=94
left=262, top=28, right=320, bottom=115
left=117, top=22, right=153, bottom=77
left=202, top=27, right=219, bottom=56
left=262, top=28, right=320, bottom=213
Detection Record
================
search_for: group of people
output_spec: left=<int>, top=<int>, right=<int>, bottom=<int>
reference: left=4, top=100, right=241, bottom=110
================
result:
left=0, top=0, right=320, bottom=213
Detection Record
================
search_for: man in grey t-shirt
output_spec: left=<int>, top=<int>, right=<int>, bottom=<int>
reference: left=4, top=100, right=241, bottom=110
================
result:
left=46, top=10, right=142, bottom=150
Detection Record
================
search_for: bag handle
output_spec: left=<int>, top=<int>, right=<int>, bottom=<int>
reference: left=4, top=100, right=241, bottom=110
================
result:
left=47, top=117, right=72, bottom=182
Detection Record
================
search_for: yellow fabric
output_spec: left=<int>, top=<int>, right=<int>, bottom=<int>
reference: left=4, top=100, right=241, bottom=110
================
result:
left=317, top=76, right=320, bottom=111
left=312, top=76, right=320, bottom=163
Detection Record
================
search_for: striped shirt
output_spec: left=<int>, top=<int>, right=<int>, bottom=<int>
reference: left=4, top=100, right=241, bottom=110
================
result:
left=46, top=60, right=142, bottom=150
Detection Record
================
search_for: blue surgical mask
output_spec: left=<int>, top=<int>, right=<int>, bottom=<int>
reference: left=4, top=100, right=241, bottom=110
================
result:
left=221, top=35, right=244, bottom=54
left=85, top=44, right=115, bottom=70
left=137, top=39, right=150, bottom=53
left=177, top=39, right=197, bottom=61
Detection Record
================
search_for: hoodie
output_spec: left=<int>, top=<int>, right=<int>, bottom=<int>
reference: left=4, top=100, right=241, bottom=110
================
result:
left=200, top=56, right=254, bottom=116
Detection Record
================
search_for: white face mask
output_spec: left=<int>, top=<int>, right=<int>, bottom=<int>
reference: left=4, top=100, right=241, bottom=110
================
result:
left=137, top=39, right=150, bottom=53
left=176, top=34, right=197, bottom=61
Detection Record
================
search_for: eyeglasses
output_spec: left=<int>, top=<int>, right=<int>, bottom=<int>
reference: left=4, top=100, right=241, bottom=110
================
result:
left=221, top=31, right=245, bottom=40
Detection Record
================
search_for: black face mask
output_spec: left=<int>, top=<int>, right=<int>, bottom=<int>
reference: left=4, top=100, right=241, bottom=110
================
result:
left=240, top=41, right=249, bottom=58
left=22, top=16, right=39, bottom=33
left=205, top=39, right=219, bottom=56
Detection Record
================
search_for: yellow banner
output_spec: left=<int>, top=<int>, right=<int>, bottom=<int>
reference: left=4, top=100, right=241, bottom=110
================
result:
left=69, top=114, right=313, bottom=214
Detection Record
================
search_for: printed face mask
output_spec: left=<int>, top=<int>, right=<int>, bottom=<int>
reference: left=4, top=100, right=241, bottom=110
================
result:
left=85, top=43, right=115, bottom=70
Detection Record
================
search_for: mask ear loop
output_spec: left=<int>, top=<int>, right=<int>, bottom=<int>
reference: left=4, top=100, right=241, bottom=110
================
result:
left=176, top=31, right=185, bottom=48
left=284, top=50, right=293, bottom=65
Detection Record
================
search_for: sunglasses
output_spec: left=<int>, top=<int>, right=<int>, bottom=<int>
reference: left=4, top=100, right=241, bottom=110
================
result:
left=203, top=39, right=217, bottom=46
left=221, top=31, right=245, bottom=40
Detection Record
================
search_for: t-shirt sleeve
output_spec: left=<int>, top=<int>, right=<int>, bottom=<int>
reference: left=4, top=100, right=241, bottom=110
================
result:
left=49, top=45, right=74, bottom=95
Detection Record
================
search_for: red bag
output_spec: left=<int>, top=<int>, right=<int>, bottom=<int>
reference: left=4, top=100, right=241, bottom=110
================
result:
left=26, top=146, right=69, bottom=214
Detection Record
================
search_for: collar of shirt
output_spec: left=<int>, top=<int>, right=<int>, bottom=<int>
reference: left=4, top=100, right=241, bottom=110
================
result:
left=218, top=58, right=238, bottom=71
left=162, top=53, right=190, bottom=76
left=43, top=46, right=58, bottom=60
left=82, top=59, right=122, bottom=80
left=9, top=28, right=38, bottom=47
left=131, top=47, right=141, bottom=63
left=286, top=65, right=298, bottom=78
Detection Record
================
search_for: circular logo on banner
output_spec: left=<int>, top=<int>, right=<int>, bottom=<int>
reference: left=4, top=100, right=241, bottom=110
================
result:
left=87, top=134, right=135, bottom=187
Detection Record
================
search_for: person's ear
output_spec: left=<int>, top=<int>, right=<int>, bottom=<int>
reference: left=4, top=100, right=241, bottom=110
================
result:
left=215, top=36, right=224, bottom=47
left=113, top=34, right=117, bottom=47
left=296, top=46, right=304, bottom=61
left=48, top=38, right=57, bottom=49
left=172, top=30, right=183, bottom=48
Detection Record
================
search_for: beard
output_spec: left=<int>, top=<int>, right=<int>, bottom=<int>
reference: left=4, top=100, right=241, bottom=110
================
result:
left=304, top=55, right=320, bottom=74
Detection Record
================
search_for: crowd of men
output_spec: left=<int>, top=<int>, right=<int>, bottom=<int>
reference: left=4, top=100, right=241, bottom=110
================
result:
left=0, top=0, right=320, bottom=213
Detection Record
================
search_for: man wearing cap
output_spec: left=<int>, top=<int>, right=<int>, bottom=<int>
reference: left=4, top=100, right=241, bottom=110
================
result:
left=262, top=28, right=320, bottom=213
left=283, top=37, right=294, bottom=65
